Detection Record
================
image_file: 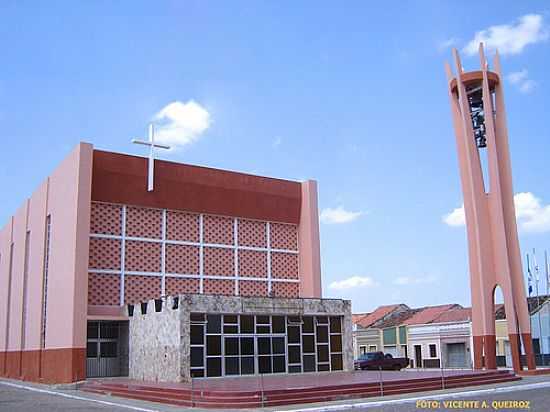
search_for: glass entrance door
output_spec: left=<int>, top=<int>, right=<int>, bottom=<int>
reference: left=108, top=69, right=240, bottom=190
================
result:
left=256, top=335, right=286, bottom=374
left=191, top=313, right=344, bottom=378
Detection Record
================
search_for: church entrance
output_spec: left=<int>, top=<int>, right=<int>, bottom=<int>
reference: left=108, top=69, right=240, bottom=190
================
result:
left=189, top=313, right=343, bottom=378
left=86, top=321, right=129, bottom=378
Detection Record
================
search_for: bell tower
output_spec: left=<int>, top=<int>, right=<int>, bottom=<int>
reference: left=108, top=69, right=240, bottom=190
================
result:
left=445, top=44, right=536, bottom=372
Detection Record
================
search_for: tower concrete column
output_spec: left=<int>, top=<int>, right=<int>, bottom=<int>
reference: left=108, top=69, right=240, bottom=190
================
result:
left=445, top=44, right=535, bottom=372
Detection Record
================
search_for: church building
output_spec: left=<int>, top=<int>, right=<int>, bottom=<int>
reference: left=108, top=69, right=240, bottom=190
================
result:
left=0, top=142, right=352, bottom=384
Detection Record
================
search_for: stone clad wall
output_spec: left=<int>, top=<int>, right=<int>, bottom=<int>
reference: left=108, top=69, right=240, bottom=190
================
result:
left=129, top=294, right=353, bottom=382
left=129, top=297, right=182, bottom=382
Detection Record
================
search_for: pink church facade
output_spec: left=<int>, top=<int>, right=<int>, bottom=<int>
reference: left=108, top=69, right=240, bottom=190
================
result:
left=0, top=142, right=323, bottom=383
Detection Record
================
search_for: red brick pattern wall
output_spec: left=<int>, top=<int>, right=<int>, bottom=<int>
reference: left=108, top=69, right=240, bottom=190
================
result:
left=126, top=206, right=163, bottom=239
left=204, top=215, right=234, bottom=245
left=165, top=277, right=200, bottom=295
left=239, top=280, right=268, bottom=297
left=238, top=250, right=268, bottom=277
left=204, top=247, right=234, bottom=276
left=88, top=202, right=300, bottom=305
left=125, top=240, right=162, bottom=272
left=166, top=244, right=199, bottom=274
left=270, top=222, right=298, bottom=250
left=271, top=252, right=299, bottom=280
left=166, top=211, right=199, bottom=242
left=238, top=219, right=267, bottom=247
left=90, top=202, right=122, bottom=235
left=271, top=282, right=300, bottom=298
left=204, top=279, right=235, bottom=296
left=124, top=275, right=162, bottom=304
left=88, top=273, right=120, bottom=305
left=89, top=238, right=121, bottom=270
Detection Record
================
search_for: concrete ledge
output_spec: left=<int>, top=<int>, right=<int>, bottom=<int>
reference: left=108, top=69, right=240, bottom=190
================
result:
left=517, top=368, right=550, bottom=376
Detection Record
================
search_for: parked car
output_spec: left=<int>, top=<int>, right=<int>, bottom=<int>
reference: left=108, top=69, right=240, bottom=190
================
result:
left=354, top=352, right=409, bottom=371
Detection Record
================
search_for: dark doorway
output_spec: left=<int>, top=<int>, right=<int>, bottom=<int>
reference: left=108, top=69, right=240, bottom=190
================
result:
left=446, top=343, right=467, bottom=368
left=414, top=345, right=423, bottom=368
left=533, top=338, right=541, bottom=355
left=86, top=321, right=129, bottom=378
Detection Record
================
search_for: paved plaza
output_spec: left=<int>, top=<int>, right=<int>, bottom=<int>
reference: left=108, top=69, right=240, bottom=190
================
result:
left=2, top=375, right=550, bottom=412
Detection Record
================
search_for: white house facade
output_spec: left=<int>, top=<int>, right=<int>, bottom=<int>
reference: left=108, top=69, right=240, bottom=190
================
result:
left=407, top=321, right=473, bottom=369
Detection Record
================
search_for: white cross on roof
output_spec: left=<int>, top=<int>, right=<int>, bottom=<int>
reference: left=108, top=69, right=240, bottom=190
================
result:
left=132, top=123, right=170, bottom=191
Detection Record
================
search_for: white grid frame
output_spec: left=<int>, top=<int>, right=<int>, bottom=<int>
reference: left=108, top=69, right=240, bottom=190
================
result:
left=199, top=214, right=204, bottom=294
left=161, top=209, right=167, bottom=296
left=119, top=206, right=127, bottom=306
left=267, top=222, right=272, bottom=294
left=88, top=202, right=300, bottom=305
left=234, top=219, right=239, bottom=296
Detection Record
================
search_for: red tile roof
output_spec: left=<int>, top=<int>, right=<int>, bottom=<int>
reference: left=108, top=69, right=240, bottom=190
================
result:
left=432, top=307, right=472, bottom=323
left=495, top=295, right=550, bottom=320
left=352, top=313, right=370, bottom=324
left=494, top=304, right=506, bottom=320
left=353, top=304, right=406, bottom=328
left=374, top=308, right=421, bottom=328
left=403, top=304, right=462, bottom=326
left=353, top=296, right=549, bottom=328
left=528, top=295, right=550, bottom=315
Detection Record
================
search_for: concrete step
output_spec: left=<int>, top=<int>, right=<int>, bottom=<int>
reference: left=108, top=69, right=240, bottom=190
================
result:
left=80, top=371, right=520, bottom=409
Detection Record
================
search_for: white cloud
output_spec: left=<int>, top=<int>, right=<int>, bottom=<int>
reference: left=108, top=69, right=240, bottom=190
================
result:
left=152, top=100, right=211, bottom=149
left=329, top=276, right=378, bottom=290
left=438, top=37, right=460, bottom=51
left=443, top=192, right=550, bottom=233
left=463, top=14, right=549, bottom=56
left=519, top=80, right=536, bottom=94
left=320, top=206, right=363, bottom=224
left=507, top=69, right=536, bottom=93
left=443, top=206, right=466, bottom=227
left=514, top=192, right=550, bottom=232
left=393, top=275, right=436, bottom=286
left=508, top=69, right=528, bottom=84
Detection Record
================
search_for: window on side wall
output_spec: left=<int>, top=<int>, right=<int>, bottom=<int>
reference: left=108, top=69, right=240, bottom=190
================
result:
left=429, top=344, right=437, bottom=358
left=359, top=346, right=367, bottom=355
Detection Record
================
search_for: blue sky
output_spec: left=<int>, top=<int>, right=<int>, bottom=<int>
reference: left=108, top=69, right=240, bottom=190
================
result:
left=1, top=1, right=549, bottom=313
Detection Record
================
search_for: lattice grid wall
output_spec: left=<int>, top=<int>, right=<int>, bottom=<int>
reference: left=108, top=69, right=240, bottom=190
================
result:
left=88, top=202, right=300, bottom=305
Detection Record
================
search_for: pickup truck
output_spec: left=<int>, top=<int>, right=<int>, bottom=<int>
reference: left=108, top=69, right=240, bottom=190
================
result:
left=354, top=352, right=409, bottom=371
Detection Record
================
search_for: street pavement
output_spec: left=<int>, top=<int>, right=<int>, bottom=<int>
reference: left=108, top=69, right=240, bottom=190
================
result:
left=1, top=375, right=550, bottom=412
left=348, top=386, right=549, bottom=411
left=0, top=381, right=143, bottom=412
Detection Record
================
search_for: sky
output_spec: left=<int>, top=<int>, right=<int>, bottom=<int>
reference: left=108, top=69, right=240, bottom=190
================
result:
left=1, top=1, right=549, bottom=313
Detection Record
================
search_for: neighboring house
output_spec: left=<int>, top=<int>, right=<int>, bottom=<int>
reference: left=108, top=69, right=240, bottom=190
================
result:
left=355, top=296, right=550, bottom=369
left=495, top=304, right=509, bottom=367
left=352, top=304, right=409, bottom=358
left=376, top=309, right=419, bottom=358
left=496, top=296, right=550, bottom=367
left=407, top=307, right=472, bottom=369
left=353, top=303, right=464, bottom=368
left=530, top=296, right=550, bottom=365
